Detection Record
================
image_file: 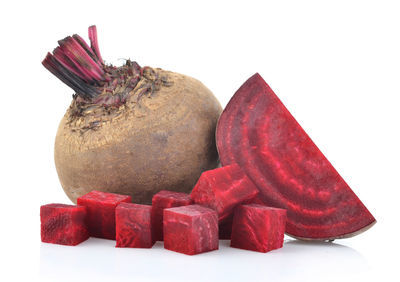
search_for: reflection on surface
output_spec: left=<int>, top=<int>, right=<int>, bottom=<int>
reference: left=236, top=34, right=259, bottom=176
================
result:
left=40, top=238, right=369, bottom=282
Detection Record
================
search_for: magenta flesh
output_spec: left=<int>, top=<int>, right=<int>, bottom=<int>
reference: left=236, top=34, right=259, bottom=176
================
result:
left=230, top=204, right=286, bottom=253
left=77, top=190, right=131, bottom=240
left=216, top=73, right=376, bottom=240
left=190, top=164, right=259, bottom=222
left=40, top=203, right=89, bottom=246
left=163, top=205, right=218, bottom=255
left=116, top=203, right=154, bottom=248
left=219, top=194, right=267, bottom=239
left=151, top=190, right=192, bottom=241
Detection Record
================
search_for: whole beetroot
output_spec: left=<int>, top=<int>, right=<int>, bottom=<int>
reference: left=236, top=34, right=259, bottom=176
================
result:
left=43, top=26, right=222, bottom=204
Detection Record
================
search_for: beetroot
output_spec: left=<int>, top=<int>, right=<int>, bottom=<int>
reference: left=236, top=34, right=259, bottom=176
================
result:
left=42, top=26, right=221, bottom=205
left=190, top=164, right=259, bottom=222
left=77, top=190, right=131, bottom=240
left=216, top=73, right=376, bottom=240
left=219, top=194, right=267, bottom=239
left=40, top=204, right=89, bottom=246
left=116, top=203, right=154, bottom=248
left=151, top=190, right=192, bottom=241
left=163, top=205, right=218, bottom=255
left=230, top=204, right=286, bottom=253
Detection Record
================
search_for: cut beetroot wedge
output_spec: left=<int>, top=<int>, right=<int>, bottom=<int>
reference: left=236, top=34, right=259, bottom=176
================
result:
left=216, top=73, right=376, bottom=240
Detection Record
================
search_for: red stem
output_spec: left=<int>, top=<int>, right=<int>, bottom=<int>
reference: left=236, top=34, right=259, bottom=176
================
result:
left=88, top=26, right=104, bottom=64
left=42, top=26, right=106, bottom=99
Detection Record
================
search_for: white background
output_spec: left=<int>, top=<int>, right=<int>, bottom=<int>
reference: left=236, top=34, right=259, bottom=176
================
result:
left=1, top=1, right=399, bottom=281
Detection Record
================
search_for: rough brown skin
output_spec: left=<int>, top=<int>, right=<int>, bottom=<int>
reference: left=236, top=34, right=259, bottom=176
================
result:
left=55, top=68, right=222, bottom=204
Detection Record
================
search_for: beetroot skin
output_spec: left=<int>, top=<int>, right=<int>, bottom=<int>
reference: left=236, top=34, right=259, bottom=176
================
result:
left=190, top=164, right=259, bottom=222
left=40, top=204, right=89, bottom=246
left=216, top=73, right=376, bottom=240
left=231, top=204, right=286, bottom=253
left=77, top=190, right=131, bottom=240
left=151, top=190, right=192, bottom=241
left=116, top=203, right=155, bottom=248
left=163, top=205, right=218, bottom=255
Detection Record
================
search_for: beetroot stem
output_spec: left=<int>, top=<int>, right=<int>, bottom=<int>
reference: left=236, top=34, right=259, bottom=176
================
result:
left=42, top=26, right=106, bottom=100
left=88, top=26, right=104, bottom=64
left=42, top=53, right=99, bottom=99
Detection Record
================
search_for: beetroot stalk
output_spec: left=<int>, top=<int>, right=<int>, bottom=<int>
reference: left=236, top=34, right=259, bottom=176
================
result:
left=88, top=25, right=104, bottom=64
left=42, top=52, right=100, bottom=99
left=42, top=26, right=141, bottom=103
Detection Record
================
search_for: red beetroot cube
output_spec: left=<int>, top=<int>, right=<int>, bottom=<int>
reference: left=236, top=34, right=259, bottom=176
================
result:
left=40, top=204, right=89, bottom=246
left=152, top=190, right=192, bottom=241
left=190, top=164, right=259, bottom=222
left=77, top=190, right=131, bottom=240
left=219, top=195, right=266, bottom=239
left=163, top=205, right=218, bottom=255
left=116, top=203, right=154, bottom=248
left=231, top=204, right=287, bottom=253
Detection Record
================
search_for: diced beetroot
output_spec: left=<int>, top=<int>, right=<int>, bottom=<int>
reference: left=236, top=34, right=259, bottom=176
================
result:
left=40, top=203, right=89, bottom=246
left=218, top=194, right=263, bottom=239
left=163, top=205, right=218, bottom=255
left=216, top=73, right=376, bottom=240
left=116, top=203, right=154, bottom=248
left=230, top=204, right=286, bottom=253
left=151, top=190, right=192, bottom=241
left=77, top=190, right=131, bottom=240
left=190, top=164, right=259, bottom=222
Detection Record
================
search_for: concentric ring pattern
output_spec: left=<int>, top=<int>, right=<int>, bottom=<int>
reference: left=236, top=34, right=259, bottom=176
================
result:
left=216, top=73, right=375, bottom=240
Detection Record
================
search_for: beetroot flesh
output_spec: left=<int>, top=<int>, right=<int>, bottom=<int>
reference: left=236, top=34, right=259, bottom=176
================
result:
left=151, top=190, right=192, bottom=241
left=216, top=73, right=376, bottom=240
left=218, top=194, right=265, bottom=240
left=40, top=204, right=89, bottom=246
left=116, top=203, right=154, bottom=248
left=190, top=164, right=259, bottom=222
left=77, top=190, right=131, bottom=240
left=230, top=204, right=286, bottom=253
left=163, top=205, right=218, bottom=255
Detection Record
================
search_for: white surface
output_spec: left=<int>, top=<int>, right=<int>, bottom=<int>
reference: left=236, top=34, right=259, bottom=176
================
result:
left=1, top=1, right=399, bottom=281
